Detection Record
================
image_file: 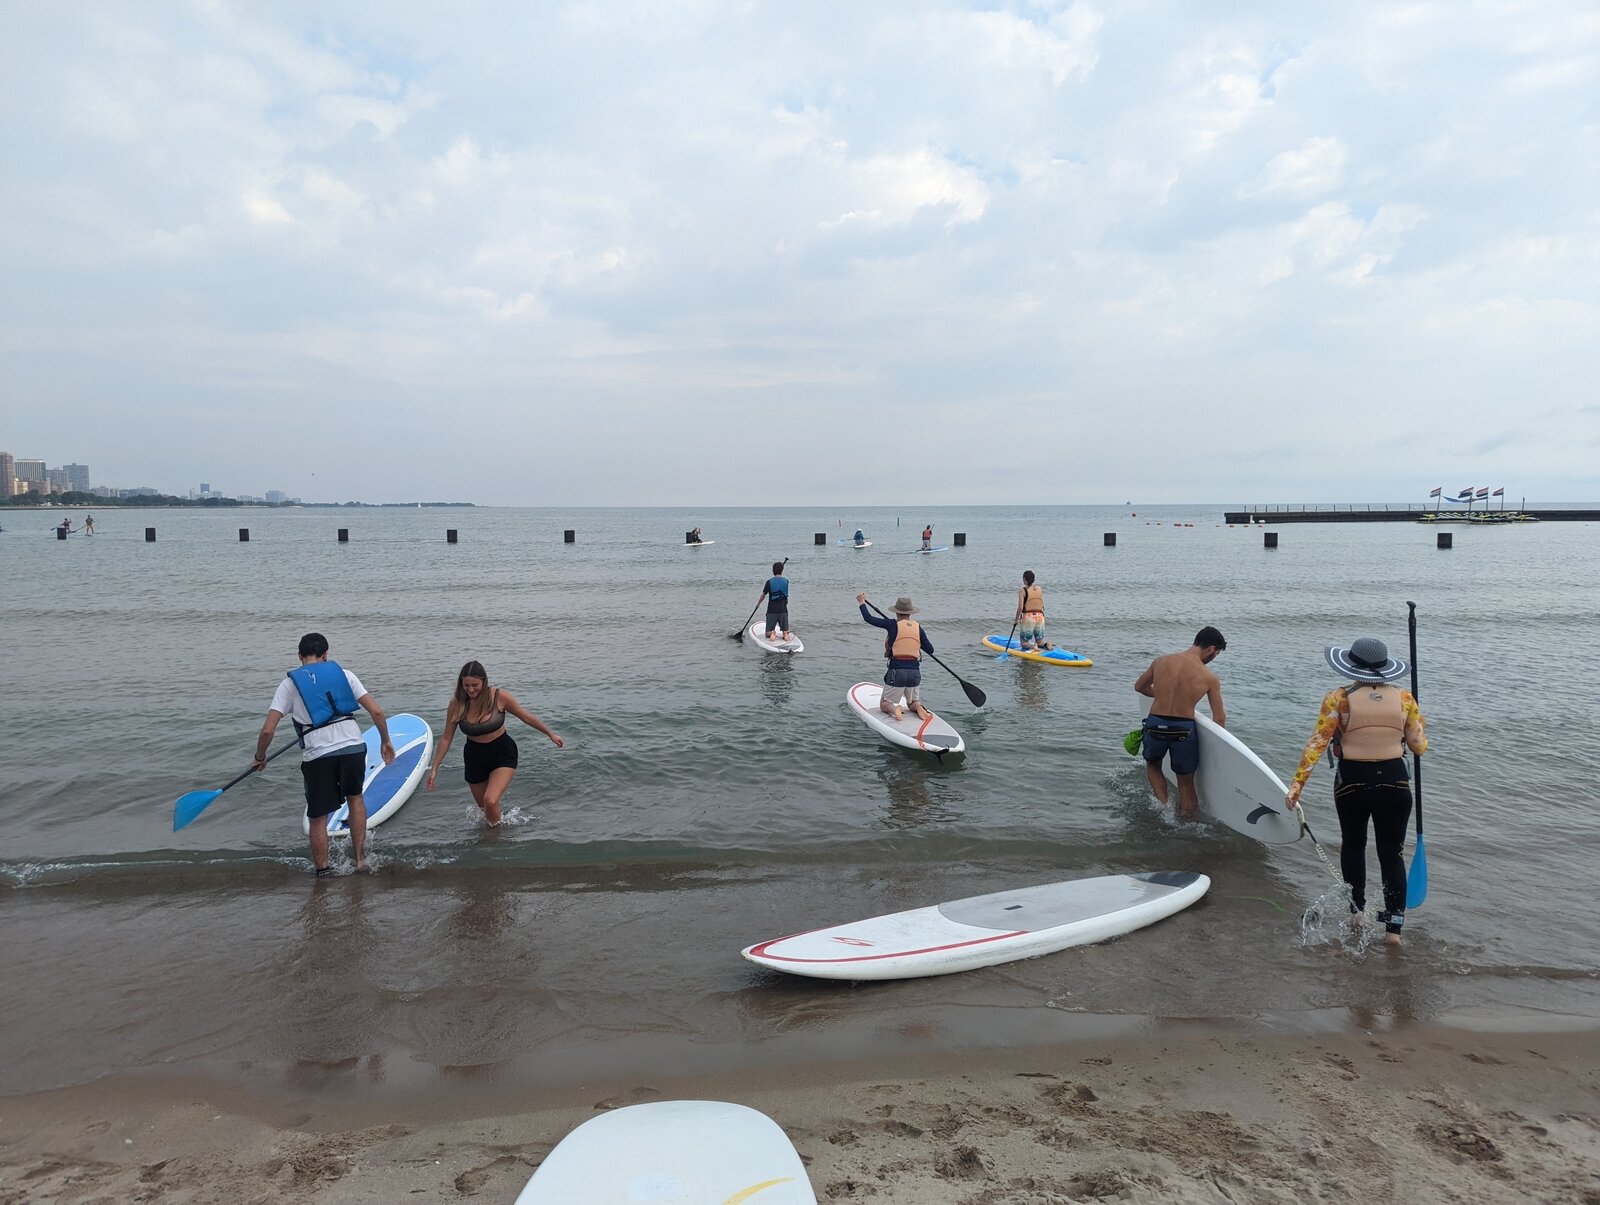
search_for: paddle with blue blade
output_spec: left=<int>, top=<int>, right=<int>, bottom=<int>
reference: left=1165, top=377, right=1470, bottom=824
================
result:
left=172, top=739, right=297, bottom=831
left=995, top=614, right=1021, bottom=661
left=1405, top=601, right=1427, bottom=908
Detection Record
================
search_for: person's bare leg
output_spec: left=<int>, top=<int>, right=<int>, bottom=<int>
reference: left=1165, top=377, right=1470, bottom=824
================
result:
left=309, top=815, right=331, bottom=871
left=480, top=767, right=515, bottom=826
left=1175, top=773, right=1199, bottom=821
left=346, top=794, right=368, bottom=870
left=1145, top=761, right=1169, bottom=805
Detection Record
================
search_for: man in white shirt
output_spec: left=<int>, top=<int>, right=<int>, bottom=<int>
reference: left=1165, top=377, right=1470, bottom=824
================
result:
left=253, top=633, right=394, bottom=874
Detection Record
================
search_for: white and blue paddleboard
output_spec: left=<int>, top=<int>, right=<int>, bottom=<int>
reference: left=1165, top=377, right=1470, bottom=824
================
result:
left=906, top=545, right=949, bottom=554
left=302, top=713, right=432, bottom=837
left=743, top=871, right=1210, bottom=981
left=837, top=538, right=873, bottom=547
left=515, top=1100, right=815, bottom=1204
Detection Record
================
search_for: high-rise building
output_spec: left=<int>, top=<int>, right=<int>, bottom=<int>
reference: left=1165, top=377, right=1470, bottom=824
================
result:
left=0, top=453, right=14, bottom=497
left=14, top=458, right=45, bottom=490
left=265, top=489, right=286, bottom=504
left=199, top=482, right=211, bottom=494
left=62, top=464, right=90, bottom=492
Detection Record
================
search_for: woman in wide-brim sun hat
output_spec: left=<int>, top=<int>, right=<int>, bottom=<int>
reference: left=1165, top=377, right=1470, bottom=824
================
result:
left=1284, top=637, right=1428, bottom=945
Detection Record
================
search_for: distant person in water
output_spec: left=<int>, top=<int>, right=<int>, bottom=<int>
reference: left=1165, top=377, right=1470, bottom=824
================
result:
left=854, top=528, right=866, bottom=545
left=427, top=660, right=564, bottom=826
left=1133, top=627, right=1227, bottom=820
left=758, top=561, right=792, bottom=643
left=254, top=632, right=393, bottom=874
left=688, top=527, right=704, bottom=544
left=857, top=592, right=934, bottom=722
left=1285, top=638, right=1427, bottom=946
left=1013, top=570, right=1054, bottom=652
left=84, top=514, right=95, bottom=535
left=921, top=525, right=933, bottom=550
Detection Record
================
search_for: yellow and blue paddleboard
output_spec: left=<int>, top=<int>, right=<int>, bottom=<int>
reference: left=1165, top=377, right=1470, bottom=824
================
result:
left=982, top=635, right=1093, bottom=667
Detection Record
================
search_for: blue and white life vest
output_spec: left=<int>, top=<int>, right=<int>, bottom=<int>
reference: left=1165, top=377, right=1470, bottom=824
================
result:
left=287, top=660, right=360, bottom=737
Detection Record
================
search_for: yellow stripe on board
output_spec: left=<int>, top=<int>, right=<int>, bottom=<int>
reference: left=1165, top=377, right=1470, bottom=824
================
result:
left=722, top=1178, right=795, bottom=1204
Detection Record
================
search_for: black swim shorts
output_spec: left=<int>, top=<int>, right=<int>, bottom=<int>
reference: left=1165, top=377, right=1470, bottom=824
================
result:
left=301, top=749, right=367, bottom=819
left=463, top=732, right=519, bottom=784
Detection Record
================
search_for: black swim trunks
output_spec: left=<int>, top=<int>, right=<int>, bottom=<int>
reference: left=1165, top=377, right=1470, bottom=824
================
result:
left=463, top=732, right=519, bottom=784
left=301, top=749, right=367, bottom=819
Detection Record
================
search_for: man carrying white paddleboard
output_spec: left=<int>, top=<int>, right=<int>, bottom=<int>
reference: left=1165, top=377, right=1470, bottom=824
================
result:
left=1134, top=627, right=1227, bottom=820
left=857, top=593, right=934, bottom=722
left=252, top=632, right=394, bottom=875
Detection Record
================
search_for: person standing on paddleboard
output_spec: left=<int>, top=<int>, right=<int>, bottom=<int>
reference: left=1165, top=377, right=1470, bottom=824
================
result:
left=1284, top=638, right=1427, bottom=945
left=758, top=562, right=793, bottom=644
left=426, top=660, right=564, bottom=827
left=84, top=513, right=94, bottom=536
left=857, top=593, right=934, bottom=722
left=1133, top=627, right=1227, bottom=821
left=1014, top=570, right=1054, bottom=652
left=921, top=524, right=933, bottom=550
left=252, top=632, right=394, bottom=875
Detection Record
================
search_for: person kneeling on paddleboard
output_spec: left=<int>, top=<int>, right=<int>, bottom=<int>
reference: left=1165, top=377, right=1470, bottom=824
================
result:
left=1015, top=570, right=1054, bottom=652
left=253, top=632, right=394, bottom=875
left=758, top=562, right=793, bottom=643
left=858, top=593, right=934, bottom=722
left=1284, top=638, right=1427, bottom=945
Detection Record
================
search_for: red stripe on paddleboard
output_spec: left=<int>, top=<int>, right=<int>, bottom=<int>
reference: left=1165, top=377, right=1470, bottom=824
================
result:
left=914, top=712, right=934, bottom=748
left=747, top=929, right=1028, bottom=964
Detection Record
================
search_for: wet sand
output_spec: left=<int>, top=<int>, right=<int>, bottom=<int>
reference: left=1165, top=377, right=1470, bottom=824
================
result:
left=3, top=1026, right=1595, bottom=1203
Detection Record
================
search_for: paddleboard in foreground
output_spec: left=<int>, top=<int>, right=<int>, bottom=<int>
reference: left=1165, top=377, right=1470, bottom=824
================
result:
left=981, top=635, right=1094, bottom=667
left=846, top=682, right=964, bottom=755
left=749, top=620, right=804, bottom=654
left=1140, top=707, right=1301, bottom=844
left=744, top=871, right=1209, bottom=981
left=302, top=713, right=433, bottom=837
left=515, top=1099, right=815, bottom=1204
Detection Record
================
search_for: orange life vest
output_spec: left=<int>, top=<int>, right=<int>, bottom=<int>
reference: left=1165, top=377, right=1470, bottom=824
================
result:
left=1021, top=584, right=1043, bottom=613
left=888, top=619, right=922, bottom=660
left=1341, top=684, right=1406, bottom=760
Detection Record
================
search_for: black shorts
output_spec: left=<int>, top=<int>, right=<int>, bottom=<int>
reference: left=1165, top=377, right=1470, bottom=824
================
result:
left=301, top=749, right=367, bottom=819
left=463, top=732, right=519, bottom=784
left=765, top=608, right=789, bottom=632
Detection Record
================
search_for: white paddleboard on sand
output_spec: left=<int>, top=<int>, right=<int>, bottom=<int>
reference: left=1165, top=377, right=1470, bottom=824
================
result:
left=743, top=871, right=1210, bottom=981
left=847, top=681, right=964, bottom=755
left=749, top=620, right=803, bottom=654
left=515, top=1099, right=816, bottom=1204
left=302, top=713, right=432, bottom=837
left=1140, top=708, right=1301, bottom=844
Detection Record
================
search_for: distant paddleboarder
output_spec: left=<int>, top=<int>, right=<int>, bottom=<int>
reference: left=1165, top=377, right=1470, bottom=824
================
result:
left=854, top=528, right=866, bottom=546
left=688, top=526, right=705, bottom=545
left=921, top=524, right=933, bottom=551
left=84, top=514, right=95, bottom=535
left=253, top=633, right=394, bottom=875
left=857, top=593, right=934, bottom=722
left=1133, top=628, right=1227, bottom=820
left=1284, top=638, right=1428, bottom=946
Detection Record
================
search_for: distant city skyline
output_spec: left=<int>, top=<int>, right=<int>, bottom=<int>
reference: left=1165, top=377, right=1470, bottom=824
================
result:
left=1, top=448, right=305, bottom=502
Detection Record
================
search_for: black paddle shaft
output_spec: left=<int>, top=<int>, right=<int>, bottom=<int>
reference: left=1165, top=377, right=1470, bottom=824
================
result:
left=864, top=599, right=986, bottom=708
left=1407, top=601, right=1423, bottom=838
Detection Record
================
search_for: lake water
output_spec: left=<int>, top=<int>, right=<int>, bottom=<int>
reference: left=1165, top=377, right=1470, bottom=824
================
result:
left=2, top=504, right=1597, bottom=1098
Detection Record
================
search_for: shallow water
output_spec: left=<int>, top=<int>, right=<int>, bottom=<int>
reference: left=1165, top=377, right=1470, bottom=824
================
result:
left=3, top=504, right=1597, bottom=1096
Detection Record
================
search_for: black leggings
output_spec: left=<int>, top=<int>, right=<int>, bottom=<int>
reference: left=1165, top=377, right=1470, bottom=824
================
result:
left=1334, top=758, right=1413, bottom=928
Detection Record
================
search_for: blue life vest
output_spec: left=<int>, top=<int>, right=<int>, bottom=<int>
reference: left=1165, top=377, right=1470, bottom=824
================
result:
left=766, top=575, right=789, bottom=605
left=287, top=660, right=360, bottom=737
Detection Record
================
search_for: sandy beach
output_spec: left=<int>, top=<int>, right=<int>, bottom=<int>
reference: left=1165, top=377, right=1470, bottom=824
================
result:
left=3, top=1025, right=1595, bottom=1203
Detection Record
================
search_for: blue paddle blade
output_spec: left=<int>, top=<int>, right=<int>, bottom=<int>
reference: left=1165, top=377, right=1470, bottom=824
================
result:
left=1405, top=837, right=1428, bottom=908
left=173, top=788, right=223, bottom=831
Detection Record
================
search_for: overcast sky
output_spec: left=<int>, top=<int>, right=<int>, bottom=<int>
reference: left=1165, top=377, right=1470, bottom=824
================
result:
left=2, top=2, right=1596, bottom=505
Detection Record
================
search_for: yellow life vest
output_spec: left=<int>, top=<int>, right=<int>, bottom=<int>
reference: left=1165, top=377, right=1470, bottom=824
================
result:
left=889, top=619, right=922, bottom=660
left=1341, top=684, right=1405, bottom=760
left=1022, top=584, right=1043, bottom=613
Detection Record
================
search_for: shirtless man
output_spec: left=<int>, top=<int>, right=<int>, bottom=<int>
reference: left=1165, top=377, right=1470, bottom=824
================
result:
left=1133, top=627, right=1227, bottom=820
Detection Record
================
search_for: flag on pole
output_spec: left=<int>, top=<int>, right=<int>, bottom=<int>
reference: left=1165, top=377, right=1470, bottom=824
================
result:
left=1457, top=488, right=1474, bottom=499
left=1492, top=487, right=1504, bottom=497
left=1475, top=487, right=1490, bottom=499
left=1428, top=487, right=1442, bottom=497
